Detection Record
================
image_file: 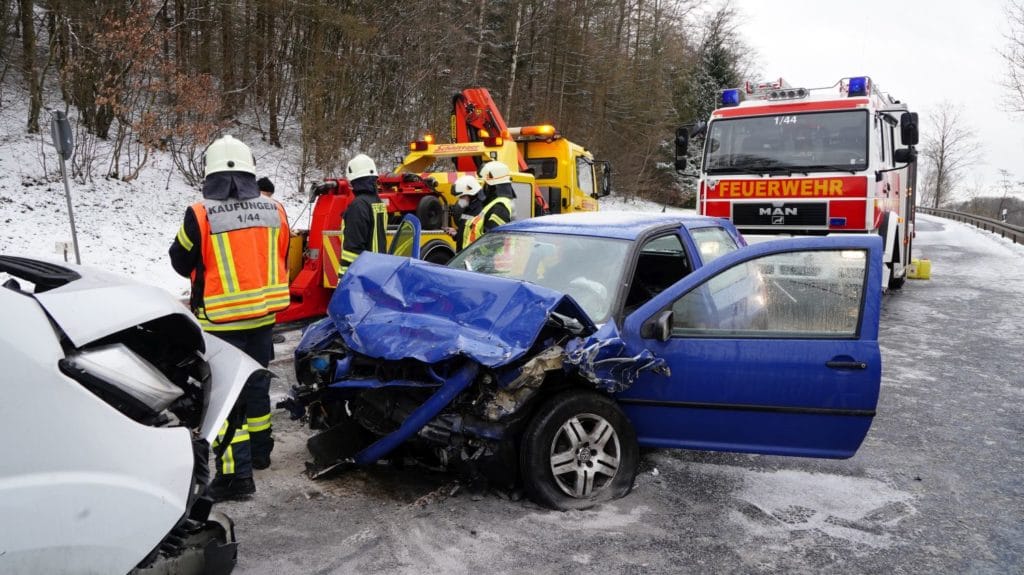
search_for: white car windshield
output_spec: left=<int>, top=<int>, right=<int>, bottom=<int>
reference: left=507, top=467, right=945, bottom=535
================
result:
left=448, top=232, right=631, bottom=323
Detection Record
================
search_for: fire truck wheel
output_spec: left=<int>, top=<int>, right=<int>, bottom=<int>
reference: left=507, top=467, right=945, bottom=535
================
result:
left=887, top=227, right=906, bottom=290
left=416, top=196, right=444, bottom=229
left=888, top=271, right=906, bottom=290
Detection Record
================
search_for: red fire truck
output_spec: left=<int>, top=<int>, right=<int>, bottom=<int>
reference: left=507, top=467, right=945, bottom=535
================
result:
left=677, top=76, right=919, bottom=289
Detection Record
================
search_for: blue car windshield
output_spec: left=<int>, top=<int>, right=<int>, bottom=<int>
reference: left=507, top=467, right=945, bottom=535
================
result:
left=448, top=232, right=631, bottom=323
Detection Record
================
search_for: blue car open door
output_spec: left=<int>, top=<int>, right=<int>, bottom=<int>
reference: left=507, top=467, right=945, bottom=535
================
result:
left=617, top=235, right=883, bottom=459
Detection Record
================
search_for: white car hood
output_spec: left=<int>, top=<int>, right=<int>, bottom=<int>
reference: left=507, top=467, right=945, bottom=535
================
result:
left=33, top=262, right=197, bottom=348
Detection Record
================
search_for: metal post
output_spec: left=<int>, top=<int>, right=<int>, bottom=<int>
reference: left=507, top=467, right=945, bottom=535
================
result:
left=50, top=110, right=80, bottom=264
left=57, top=152, right=81, bottom=264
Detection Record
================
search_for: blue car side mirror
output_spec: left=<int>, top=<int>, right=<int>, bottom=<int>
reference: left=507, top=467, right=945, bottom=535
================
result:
left=641, top=310, right=673, bottom=342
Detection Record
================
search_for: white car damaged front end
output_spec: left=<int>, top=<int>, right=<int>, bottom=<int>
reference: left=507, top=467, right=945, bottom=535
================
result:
left=0, top=256, right=263, bottom=575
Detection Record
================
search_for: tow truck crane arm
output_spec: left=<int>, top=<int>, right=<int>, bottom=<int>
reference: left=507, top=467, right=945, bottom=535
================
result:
left=451, top=88, right=530, bottom=173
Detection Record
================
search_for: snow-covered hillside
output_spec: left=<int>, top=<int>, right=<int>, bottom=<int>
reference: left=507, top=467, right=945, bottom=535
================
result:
left=0, top=93, right=326, bottom=296
left=0, top=91, right=683, bottom=297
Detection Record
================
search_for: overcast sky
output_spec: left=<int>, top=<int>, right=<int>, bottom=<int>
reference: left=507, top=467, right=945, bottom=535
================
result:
left=732, top=0, right=1017, bottom=193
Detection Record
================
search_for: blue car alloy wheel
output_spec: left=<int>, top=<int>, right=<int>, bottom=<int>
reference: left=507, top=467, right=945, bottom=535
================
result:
left=520, top=390, right=639, bottom=510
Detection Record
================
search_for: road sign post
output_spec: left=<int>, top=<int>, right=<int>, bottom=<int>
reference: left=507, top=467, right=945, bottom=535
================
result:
left=50, top=110, right=80, bottom=264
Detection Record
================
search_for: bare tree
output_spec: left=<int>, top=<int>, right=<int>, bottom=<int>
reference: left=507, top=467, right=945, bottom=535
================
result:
left=1001, top=1, right=1024, bottom=112
left=995, top=169, right=1023, bottom=220
left=919, top=101, right=980, bottom=208
left=20, top=0, right=41, bottom=132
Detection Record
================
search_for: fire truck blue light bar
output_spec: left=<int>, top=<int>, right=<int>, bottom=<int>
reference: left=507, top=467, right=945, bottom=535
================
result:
left=848, top=77, right=869, bottom=97
left=721, top=89, right=742, bottom=107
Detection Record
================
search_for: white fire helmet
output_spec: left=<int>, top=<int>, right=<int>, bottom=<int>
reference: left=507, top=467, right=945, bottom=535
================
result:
left=204, top=135, right=255, bottom=177
left=346, top=154, right=378, bottom=180
left=479, top=160, right=511, bottom=185
left=452, top=175, right=482, bottom=197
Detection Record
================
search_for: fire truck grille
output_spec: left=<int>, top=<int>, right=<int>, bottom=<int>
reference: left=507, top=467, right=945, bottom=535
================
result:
left=733, top=202, right=827, bottom=227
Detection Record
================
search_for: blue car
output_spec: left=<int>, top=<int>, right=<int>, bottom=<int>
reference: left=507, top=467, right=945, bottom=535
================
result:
left=290, top=212, right=883, bottom=510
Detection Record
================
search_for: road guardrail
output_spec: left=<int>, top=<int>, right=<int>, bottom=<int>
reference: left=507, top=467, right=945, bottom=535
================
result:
left=917, top=207, right=1024, bottom=245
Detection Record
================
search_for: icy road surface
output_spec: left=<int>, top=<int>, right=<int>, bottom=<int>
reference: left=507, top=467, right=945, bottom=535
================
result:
left=219, top=214, right=1023, bottom=574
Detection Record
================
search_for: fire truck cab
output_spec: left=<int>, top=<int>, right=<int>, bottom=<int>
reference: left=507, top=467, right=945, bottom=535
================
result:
left=680, top=76, right=918, bottom=290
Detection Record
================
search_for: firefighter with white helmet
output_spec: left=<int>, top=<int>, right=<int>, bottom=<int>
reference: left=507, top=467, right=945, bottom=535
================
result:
left=451, top=174, right=483, bottom=250
left=465, top=161, right=515, bottom=246
left=169, top=134, right=289, bottom=500
left=340, top=153, right=388, bottom=274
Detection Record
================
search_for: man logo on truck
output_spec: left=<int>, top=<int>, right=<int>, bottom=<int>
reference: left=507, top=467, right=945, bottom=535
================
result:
left=760, top=207, right=798, bottom=217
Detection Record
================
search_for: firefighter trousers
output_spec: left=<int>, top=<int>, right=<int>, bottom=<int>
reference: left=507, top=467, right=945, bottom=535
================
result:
left=213, top=324, right=275, bottom=477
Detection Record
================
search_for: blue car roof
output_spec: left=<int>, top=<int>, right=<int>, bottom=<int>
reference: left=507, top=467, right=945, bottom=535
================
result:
left=498, top=211, right=731, bottom=240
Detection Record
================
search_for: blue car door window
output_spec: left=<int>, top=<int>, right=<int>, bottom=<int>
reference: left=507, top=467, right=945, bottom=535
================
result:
left=622, top=233, right=691, bottom=317
left=670, top=249, right=867, bottom=338
left=688, top=226, right=739, bottom=264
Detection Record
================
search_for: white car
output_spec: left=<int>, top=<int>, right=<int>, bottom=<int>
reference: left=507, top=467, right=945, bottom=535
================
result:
left=0, top=256, right=262, bottom=574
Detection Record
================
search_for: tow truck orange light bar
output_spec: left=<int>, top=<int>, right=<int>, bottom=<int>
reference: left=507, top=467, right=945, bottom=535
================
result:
left=409, top=134, right=435, bottom=151
left=520, top=125, right=556, bottom=137
left=508, top=124, right=559, bottom=141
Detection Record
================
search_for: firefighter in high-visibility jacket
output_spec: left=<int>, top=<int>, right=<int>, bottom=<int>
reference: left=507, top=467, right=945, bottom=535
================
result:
left=451, top=175, right=483, bottom=251
left=464, top=161, right=515, bottom=246
left=169, top=135, right=289, bottom=501
left=339, top=154, right=387, bottom=274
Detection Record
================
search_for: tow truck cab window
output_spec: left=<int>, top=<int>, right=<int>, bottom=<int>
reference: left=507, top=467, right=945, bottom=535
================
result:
left=526, top=157, right=557, bottom=179
left=670, top=249, right=868, bottom=337
left=511, top=182, right=534, bottom=218
left=576, top=156, right=595, bottom=197
left=689, top=226, right=739, bottom=264
left=624, top=233, right=690, bottom=315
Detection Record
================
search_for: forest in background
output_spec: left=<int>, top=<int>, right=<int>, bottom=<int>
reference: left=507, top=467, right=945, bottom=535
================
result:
left=0, top=0, right=751, bottom=204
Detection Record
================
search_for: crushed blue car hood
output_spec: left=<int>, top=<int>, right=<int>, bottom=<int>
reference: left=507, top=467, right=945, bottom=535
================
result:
left=327, top=253, right=596, bottom=368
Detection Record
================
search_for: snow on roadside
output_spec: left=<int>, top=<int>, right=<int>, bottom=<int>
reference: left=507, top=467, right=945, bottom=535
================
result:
left=914, top=214, right=1024, bottom=261
left=598, top=194, right=695, bottom=215
left=0, top=91, right=317, bottom=297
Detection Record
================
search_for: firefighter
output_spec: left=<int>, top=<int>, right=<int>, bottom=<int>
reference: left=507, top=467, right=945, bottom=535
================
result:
left=340, top=154, right=387, bottom=274
left=257, top=176, right=275, bottom=198
left=169, top=135, right=289, bottom=501
left=464, top=161, right=515, bottom=245
left=451, top=174, right=483, bottom=250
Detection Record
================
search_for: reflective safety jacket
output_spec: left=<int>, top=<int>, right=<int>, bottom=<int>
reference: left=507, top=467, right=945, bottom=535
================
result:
left=340, top=193, right=388, bottom=274
left=454, top=197, right=483, bottom=251
left=170, top=197, right=290, bottom=331
left=465, top=196, right=513, bottom=246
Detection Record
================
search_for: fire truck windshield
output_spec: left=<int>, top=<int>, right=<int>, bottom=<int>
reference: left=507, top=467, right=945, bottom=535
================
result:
left=703, top=110, right=869, bottom=175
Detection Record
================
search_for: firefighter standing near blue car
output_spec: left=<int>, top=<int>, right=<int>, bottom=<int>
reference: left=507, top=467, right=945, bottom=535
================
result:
left=451, top=174, right=483, bottom=250
left=339, top=154, right=388, bottom=275
left=169, top=135, right=289, bottom=501
left=464, top=160, right=515, bottom=245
